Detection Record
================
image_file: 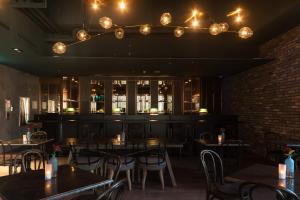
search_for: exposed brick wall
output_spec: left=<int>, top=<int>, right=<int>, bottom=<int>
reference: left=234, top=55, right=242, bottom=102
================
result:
left=222, top=25, right=300, bottom=153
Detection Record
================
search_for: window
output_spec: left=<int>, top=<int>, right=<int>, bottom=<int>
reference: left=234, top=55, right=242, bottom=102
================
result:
left=90, top=80, right=105, bottom=113
left=62, top=76, right=79, bottom=113
left=19, top=97, right=30, bottom=126
left=112, top=80, right=127, bottom=114
left=137, top=80, right=151, bottom=113
left=184, top=79, right=200, bottom=113
left=158, top=80, right=173, bottom=114
left=40, top=80, right=60, bottom=113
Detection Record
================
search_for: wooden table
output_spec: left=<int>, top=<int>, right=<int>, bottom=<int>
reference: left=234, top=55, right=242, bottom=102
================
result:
left=0, top=165, right=112, bottom=200
left=227, top=164, right=300, bottom=195
left=194, top=139, right=250, bottom=147
left=65, top=137, right=179, bottom=187
left=5, top=138, right=54, bottom=147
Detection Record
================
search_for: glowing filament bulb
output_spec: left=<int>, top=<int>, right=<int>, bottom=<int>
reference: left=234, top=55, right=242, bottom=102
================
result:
left=191, top=18, right=199, bottom=28
left=209, top=23, right=221, bottom=35
left=92, top=0, right=101, bottom=10
left=235, top=14, right=242, bottom=23
left=118, top=0, right=126, bottom=11
left=174, top=27, right=184, bottom=38
left=160, top=13, right=172, bottom=26
left=99, top=17, right=113, bottom=29
left=238, top=27, right=253, bottom=39
left=52, top=42, right=66, bottom=54
left=140, top=24, right=151, bottom=35
left=76, top=29, right=90, bottom=41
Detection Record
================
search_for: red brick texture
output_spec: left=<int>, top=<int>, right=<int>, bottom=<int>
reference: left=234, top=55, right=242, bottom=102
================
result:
left=222, top=25, right=300, bottom=153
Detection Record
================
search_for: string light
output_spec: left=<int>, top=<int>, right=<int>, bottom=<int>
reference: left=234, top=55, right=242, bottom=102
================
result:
left=52, top=42, right=66, bottom=54
left=118, top=0, right=126, bottom=11
left=76, top=29, right=90, bottom=41
left=99, top=17, right=113, bottom=29
left=238, top=27, right=253, bottom=39
left=209, top=23, right=221, bottom=35
left=219, top=23, right=229, bottom=32
left=160, top=13, right=172, bottom=26
left=140, top=24, right=151, bottom=35
left=227, top=8, right=243, bottom=24
left=115, top=28, right=125, bottom=39
left=174, top=27, right=184, bottom=38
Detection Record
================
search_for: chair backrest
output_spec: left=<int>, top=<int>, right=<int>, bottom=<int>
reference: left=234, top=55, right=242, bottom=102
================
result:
left=239, top=182, right=300, bottom=200
left=0, top=141, right=13, bottom=166
left=200, top=150, right=224, bottom=191
left=31, top=131, right=47, bottom=140
left=138, top=139, right=166, bottom=166
left=97, top=179, right=127, bottom=200
left=21, top=149, right=43, bottom=173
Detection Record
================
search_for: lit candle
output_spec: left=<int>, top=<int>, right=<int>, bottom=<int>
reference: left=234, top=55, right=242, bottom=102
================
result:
left=45, top=163, right=53, bottom=180
left=218, top=135, right=223, bottom=145
left=117, top=134, right=121, bottom=142
left=278, top=164, right=286, bottom=180
left=278, top=179, right=286, bottom=188
left=23, top=134, right=27, bottom=144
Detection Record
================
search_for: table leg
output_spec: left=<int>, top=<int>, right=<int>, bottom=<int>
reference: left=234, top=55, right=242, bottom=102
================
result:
left=165, top=150, right=177, bottom=187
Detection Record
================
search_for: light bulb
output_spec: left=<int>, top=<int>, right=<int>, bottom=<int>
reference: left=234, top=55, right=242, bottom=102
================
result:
left=160, top=13, right=172, bottom=26
left=52, top=42, right=66, bottom=54
left=192, top=9, right=198, bottom=17
left=191, top=18, right=199, bottom=28
left=238, top=27, right=253, bottom=39
left=76, top=29, right=90, bottom=41
left=209, top=23, right=221, bottom=35
left=174, top=27, right=184, bottom=38
left=118, top=0, right=126, bottom=11
left=219, top=22, right=229, bottom=32
left=99, top=17, right=113, bottom=29
left=140, top=24, right=151, bottom=35
left=115, top=28, right=125, bottom=39
left=91, top=0, right=101, bottom=10
left=235, top=14, right=242, bottom=23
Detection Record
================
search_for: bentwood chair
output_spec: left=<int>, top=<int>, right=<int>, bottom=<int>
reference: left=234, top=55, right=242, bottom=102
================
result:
left=200, top=150, right=240, bottom=200
left=138, top=141, right=166, bottom=190
left=19, top=149, right=43, bottom=173
left=239, top=182, right=300, bottom=200
left=106, top=141, right=136, bottom=191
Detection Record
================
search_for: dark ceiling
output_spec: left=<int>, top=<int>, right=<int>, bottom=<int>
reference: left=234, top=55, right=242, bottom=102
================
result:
left=0, top=0, right=299, bottom=77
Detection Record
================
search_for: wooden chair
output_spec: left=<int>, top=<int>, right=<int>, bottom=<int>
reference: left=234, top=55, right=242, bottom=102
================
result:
left=137, top=141, right=166, bottom=190
left=239, top=182, right=300, bottom=200
left=200, top=150, right=240, bottom=200
left=106, top=142, right=136, bottom=191
left=20, top=149, right=43, bottom=173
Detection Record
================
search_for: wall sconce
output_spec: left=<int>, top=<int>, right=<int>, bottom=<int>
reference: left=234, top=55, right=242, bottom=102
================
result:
left=150, top=108, right=159, bottom=115
left=199, top=108, right=208, bottom=115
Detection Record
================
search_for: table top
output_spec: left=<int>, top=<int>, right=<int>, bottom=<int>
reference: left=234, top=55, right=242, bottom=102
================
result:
left=65, top=137, right=184, bottom=148
left=4, top=138, right=54, bottom=146
left=194, top=139, right=250, bottom=147
left=227, top=164, right=300, bottom=195
left=0, top=165, right=112, bottom=200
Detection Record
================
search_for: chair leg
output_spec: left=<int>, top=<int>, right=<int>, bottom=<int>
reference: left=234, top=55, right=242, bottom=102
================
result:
left=126, top=170, right=132, bottom=191
left=131, top=168, right=135, bottom=183
left=108, top=168, right=114, bottom=179
left=159, top=169, right=165, bottom=190
left=142, top=169, right=147, bottom=190
left=137, top=168, right=141, bottom=183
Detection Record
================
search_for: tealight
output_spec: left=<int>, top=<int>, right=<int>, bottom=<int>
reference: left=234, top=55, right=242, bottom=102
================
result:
left=45, top=163, right=53, bottom=180
left=278, top=164, right=286, bottom=180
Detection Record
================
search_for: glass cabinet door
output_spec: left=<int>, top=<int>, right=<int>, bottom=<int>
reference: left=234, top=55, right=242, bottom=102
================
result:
left=136, top=80, right=151, bottom=113
left=184, top=79, right=200, bottom=113
left=158, top=80, right=173, bottom=114
left=112, top=80, right=127, bottom=114
left=90, top=80, right=105, bottom=113
left=62, top=76, right=80, bottom=113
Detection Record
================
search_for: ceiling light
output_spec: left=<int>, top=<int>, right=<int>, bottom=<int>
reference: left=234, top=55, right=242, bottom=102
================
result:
left=191, top=18, right=199, bottom=28
left=76, top=29, right=90, bottom=41
left=219, top=22, right=229, bottom=32
left=174, top=27, right=184, bottom=37
left=238, top=27, right=253, bottom=39
left=92, top=0, right=101, bottom=10
left=209, top=23, right=221, bottom=35
left=52, top=42, right=66, bottom=54
left=160, top=12, right=172, bottom=26
left=115, top=28, right=125, bottom=39
left=118, top=0, right=126, bottom=11
left=99, top=17, right=113, bottom=29
left=235, top=14, right=242, bottom=23
left=139, top=24, right=151, bottom=35
left=12, top=48, right=23, bottom=53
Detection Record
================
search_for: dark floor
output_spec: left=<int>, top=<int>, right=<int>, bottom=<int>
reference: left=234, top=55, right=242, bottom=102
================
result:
left=122, top=153, right=268, bottom=200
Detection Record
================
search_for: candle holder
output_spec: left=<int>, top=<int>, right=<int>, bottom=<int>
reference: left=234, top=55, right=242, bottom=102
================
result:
left=278, top=163, right=286, bottom=180
left=45, top=163, right=53, bottom=180
left=218, top=135, right=223, bottom=145
left=22, top=134, right=27, bottom=144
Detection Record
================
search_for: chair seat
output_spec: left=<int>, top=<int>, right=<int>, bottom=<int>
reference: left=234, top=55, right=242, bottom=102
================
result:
left=75, top=156, right=102, bottom=171
left=138, top=156, right=166, bottom=170
left=107, top=156, right=135, bottom=171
